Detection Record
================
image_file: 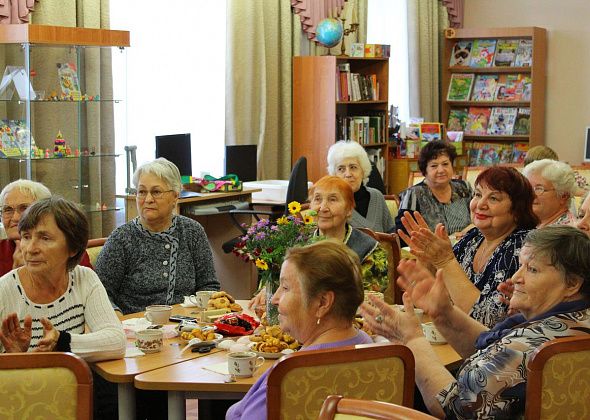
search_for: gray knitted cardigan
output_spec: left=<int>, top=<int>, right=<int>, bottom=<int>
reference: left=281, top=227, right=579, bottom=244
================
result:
left=95, top=215, right=220, bottom=314
left=349, top=186, right=395, bottom=233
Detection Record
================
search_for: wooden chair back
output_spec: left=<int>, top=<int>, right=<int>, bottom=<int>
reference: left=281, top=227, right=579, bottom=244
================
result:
left=357, top=227, right=402, bottom=304
left=383, top=194, right=400, bottom=219
left=86, top=237, right=107, bottom=267
left=407, top=171, right=425, bottom=188
left=462, top=164, right=523, bottom=188
left=0, top=352, right=93, bottom=420
left=319, top=394, right=437, bottom=420
left=267, top=343, right=414, bottom=420
left=525, top=335, right=590, bottom=419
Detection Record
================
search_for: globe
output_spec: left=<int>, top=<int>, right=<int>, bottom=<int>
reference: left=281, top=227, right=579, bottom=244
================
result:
left=316, top=18, right=343, bottom=48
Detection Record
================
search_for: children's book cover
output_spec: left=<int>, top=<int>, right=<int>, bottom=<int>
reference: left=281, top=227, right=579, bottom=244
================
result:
left=514, top=39, right=533, bottom=67
left=57, top=62, right=82, bottom=100
left=469, top=39, right=497, bottom=68
left=494, top=39, right=519, bottom=66
left=465, top=107, right=492, bottom=135
left=447, top=73, right=474, bottom=101
left=513, top=108, right=531, bottom=135
left=419, top=123, right=443, bottom=142
left=496, top=74, right=523, bottom=102
left=471, top=75, right=498, bottom=101
left=449, top=40, right=472, bottom=66
left=447, top=108, right=468, bottom=131
left=487, top=107, right=518, bottom=135
left=512, top=142, right=529, bottom=163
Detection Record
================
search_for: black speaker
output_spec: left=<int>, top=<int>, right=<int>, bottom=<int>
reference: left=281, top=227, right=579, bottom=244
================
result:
left=155, top=133, right=192, bottom=176
left=225, top=145, right=257, bottom=182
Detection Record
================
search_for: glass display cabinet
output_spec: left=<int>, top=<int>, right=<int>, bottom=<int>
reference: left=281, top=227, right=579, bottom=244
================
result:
left=0, top=24, right=129, bottom=237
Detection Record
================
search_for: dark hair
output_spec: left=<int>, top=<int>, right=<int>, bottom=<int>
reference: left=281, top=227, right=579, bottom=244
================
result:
left=19, top=196, right=89, bottom=271
left=284, top=240, right=364, bottom=321
left=475, top=166, right=539, bottom=229
left=418, top=141, right=458, bottom=175
left=525, top=226, right=590, bottom=299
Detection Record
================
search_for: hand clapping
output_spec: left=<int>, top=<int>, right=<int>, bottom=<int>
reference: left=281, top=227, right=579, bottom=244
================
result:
left=0, top=313, right=32, bottom=352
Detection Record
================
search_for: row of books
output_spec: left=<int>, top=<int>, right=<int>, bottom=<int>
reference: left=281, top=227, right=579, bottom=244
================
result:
left=336, top=114, right=385, bottom=144
left=466, top=141, right=528, bottom=166
left=336, top=63, right=379, bottom=101
left=448, top=107, right=531, bottom=136
left=449, top=38, right=533, bottom=67
left=447, top=73, right=532, bottom=102
left=350, top=43, right=391, bottom=58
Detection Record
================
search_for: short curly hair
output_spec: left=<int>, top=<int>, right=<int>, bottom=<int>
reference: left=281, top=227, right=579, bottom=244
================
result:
left=417, top=141, right=458, bottom=175
left=326, top=141, right=372, bottom=185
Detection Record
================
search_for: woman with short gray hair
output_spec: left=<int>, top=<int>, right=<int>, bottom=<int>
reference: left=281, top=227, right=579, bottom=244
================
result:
left=96, top=158, right=220, bottom=315
left=522, top=158, right=577, bottom=227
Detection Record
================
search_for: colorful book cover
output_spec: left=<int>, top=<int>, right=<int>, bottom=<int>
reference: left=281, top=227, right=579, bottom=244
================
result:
left=465, top=107, right=492, bottom=135
left=351, top=43, right=365, bottom=57
left=513, top=108, right=531, bottom=135
left=471, top=74, right=499, bottom=101
left=419, top=123, right=443, bottom=142
left=494, top=39, right=519, bottom=66
left=512, top=142, right=529, bottom=163
left=468, top=142, right=484, bottom=166
left=520, top=76, right=533, bottom=101
left=499, top=145, right=514, bottom=163
left=514, top=39, right=533, bottom=67
left=449, top=40, right=472, bottom=66
left=487, top=107, right=518, bottom=135
left=496, top=74, right=523, bottom=102
left=364, top=44, right=375, bottom=58
left=480, top=143, right=503, bottom=165
left=447, top=73, right=474, bottom=101
left=469, top=39, right=497, bottom=68
left=447, top=108, right=469, bottom=131
left=57, top=62, right=82, bottom=100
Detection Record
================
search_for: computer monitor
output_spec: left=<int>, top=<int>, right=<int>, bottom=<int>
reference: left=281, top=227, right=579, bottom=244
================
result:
left=585, top=127, right=590, bottom=162
left=155, top=133, right=192, bottom=176
left=225, top=144, right=257, bottom=181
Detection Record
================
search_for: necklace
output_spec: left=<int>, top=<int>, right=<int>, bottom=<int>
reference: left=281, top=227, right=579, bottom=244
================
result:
left=473, top=239, right=498, bottom=273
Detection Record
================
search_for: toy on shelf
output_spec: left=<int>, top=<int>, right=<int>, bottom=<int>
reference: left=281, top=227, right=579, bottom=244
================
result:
left=53, top=130, right=67, bottom=157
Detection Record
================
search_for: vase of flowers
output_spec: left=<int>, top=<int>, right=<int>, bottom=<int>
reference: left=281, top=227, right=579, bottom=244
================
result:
left=233, top=201, right=316, bottom=325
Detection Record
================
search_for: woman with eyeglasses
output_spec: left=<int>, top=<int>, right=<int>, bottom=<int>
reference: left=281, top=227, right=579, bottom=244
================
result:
left=0, top=180, right=92, bottom=276
left=95, top=158, right=220, bottom=316
left=522, top=158, right=577, bottom=227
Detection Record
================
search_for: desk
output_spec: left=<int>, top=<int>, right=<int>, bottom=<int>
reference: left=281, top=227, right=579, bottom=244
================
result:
left=121, top=189, right=261, bottom=299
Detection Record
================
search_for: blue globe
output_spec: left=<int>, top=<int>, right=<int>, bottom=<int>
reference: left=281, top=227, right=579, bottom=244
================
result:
left=316, top=18, right=343, bottom=48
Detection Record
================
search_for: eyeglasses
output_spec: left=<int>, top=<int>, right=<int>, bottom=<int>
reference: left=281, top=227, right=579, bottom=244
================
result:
left=533, top=186, right=555, bottom=196
left=136, top=189, right=174, bottom=200
left=1, top=203, right=30, bottom=217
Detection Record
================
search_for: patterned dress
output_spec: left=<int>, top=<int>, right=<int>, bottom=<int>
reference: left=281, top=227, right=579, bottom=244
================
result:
left=437, top=300, right=590, bottom=419
left=453, top=227, right=530, bottom=328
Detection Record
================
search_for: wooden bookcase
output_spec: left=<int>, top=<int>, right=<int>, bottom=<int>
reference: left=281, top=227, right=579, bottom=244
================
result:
left=441, top=27, right=547, bottom=160
left=292, top=56, right=390, bottom=190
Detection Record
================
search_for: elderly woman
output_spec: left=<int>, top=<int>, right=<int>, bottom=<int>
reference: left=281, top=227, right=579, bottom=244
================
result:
left=522, top=158, right=577, bottom=227
left=310, top=175, right=388, bottom=292
left=95, top=158, right=219, bottom=315
left=0, top=179, right=92, bottom=276
left=227, top=240, right=373, bottom=420
left=575, top=193, right=590, bottom=236
left=361, top=225, right=590, bottom=419
left=399, top=166, right=538, bottom=327
left=327, top=140, right=395, bottom=232
left=0, top=197, right=126, bottom=362
left=396, top=141, right=473, bottom=240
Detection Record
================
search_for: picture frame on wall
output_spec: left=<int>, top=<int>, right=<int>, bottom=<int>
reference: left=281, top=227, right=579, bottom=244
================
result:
left=585, top=127, right=590, bottom=162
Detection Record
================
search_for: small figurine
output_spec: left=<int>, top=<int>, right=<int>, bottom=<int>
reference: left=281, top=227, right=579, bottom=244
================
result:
left=75, top=148, right=80, bottom=157
left=54, top=130, right=67, bottom=157
left=65, top=145, right=72, bottom=157
left=101, top=203, right=108, bottom=211
left=44, top=148, right=50, bottom=158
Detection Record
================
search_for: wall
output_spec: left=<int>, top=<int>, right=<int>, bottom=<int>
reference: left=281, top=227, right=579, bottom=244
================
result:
left=464, top=0, right=590, bottom=165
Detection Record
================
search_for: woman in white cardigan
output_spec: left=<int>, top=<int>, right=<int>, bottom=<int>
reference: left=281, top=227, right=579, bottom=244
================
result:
left=0, top=197, right=125, bottom=362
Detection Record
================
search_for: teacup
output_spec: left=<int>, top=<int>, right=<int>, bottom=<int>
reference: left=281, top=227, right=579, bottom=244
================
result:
left=145, top=304, right=172, bottom=325
left=135, top=329, right=164, bottom=353
left=422, top=321, right=447, bottom=344
left=227, top=351, right=264, bottom=378
left=393, top=305, right=425, bottom=323
left=188, top=291, right=214, bottom=308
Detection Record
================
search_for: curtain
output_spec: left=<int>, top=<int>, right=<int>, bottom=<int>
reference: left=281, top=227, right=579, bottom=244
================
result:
left=226, top=0, right=366, bottom=180
left=407, top=0, right=447, bottom=122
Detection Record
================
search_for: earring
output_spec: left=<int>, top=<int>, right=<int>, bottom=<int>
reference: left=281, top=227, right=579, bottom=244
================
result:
left=316, top=318, right=321, bottom=325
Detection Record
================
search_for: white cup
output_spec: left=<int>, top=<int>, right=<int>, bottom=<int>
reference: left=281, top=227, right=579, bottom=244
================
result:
left=135, top=329, right=163, bottom=353
left=227, top=351, right=265, bottom=378
left=393, top=305, right=425, bottom=323
left=188, top=291, right=214, bottom=308
left=145, top=304, right=172, bottom=325
left=422, top=321, right=447, bottom=344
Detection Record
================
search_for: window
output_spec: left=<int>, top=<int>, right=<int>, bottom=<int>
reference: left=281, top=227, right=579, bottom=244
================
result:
left=110, top=0, right=226, bottom=193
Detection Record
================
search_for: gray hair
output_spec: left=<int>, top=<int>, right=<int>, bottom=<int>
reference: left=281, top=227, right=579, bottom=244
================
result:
left=132, top=158, right=182, bottom=193
left=0, top=180, right=51, bottom=206
left=522, top=159, right=577, bottom=207
left=525, top=225, right=590, bottom=299
left=326, top=141, right=372, bottom=185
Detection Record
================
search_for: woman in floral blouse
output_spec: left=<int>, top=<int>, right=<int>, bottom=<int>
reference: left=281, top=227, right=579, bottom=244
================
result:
left=362, top=225, right=590, bottom=419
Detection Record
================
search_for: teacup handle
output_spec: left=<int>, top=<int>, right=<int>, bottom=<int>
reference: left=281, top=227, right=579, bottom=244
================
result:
left=254, top=356, right=264, bottom=371
left=188, top=295, right=199, bottom=305
left=145, top=312, right=153, bottom=322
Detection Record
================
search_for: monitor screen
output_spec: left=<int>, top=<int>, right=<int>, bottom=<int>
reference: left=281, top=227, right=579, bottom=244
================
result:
left=155, top=133, right=192, bottom=176
left=225, top=144, right=257, bottom=181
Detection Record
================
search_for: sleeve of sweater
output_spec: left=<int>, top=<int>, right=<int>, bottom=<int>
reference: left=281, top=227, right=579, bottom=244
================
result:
left=69, top=268, right=126, bottom=362
left=186, top=219, right=220, bottom=292
left=94, top=226, right=129, bottom=312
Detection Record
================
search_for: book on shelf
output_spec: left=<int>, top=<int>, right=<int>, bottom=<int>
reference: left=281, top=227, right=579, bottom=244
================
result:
left=364, top=44, right=376, bottom=58
left=514, top=39, right=533, bottom=67
left=57, top=62, right=82, bottom=100
left=494, top=39, right=519, bottom=66
left=513, top=108, right=531, bottom=135
left=487, top=107, right=518, bottom=135
left=419, top=123, right=444, bottom=142
left=496, top=74, right=524, bottom=102
left=520, top=76, right=532, bottom=101
left=449, top=40, right=472, bottom=66
left=469, top=39, right=497, bottom=67
left=447, top=108, right=469, bottom=131
left=465, top=107, right=492, bottom=135
left=467, top=141, right=529, bottom=166
left=337, top=113, right=385, bottom=144
left=471, top=74, right=498, bottom=101
left=512, top=142, right=529, bottom=163
left=351, top=43, right=365, bottom=57
left=447, top=73, right=474, bottom=101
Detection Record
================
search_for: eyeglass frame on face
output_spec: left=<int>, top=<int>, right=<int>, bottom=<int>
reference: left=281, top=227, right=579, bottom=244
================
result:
left=136, top=189, right=175, bottom=200
left=1, top=203, right=31, bottom=218
left=533, top=185, right=555, bottom=196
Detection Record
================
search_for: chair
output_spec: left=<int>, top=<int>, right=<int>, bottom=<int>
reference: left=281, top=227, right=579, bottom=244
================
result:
left=267, top=343, right=414, bottom=420
left=407, top=171, right=425, bottom=188
left=318, top=395, right=438, bottom=420
left=357, top=227, right=402, bottom=304
left=462, top=163, right=523, bottom=189
left=86, top=237, right=107, bottom=267
left=383, top=194, right=400, bottom=220
left=0, top=352, right=93, bottom=420
left=222, top=156, right=309, bottom=253
left=525, top=335, right=590, bottom=420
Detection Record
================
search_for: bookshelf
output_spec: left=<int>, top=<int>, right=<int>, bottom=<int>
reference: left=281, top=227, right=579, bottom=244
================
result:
left=292, top=56, right=390, bottom=191
left=441, top=27, right=547, bottom=164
